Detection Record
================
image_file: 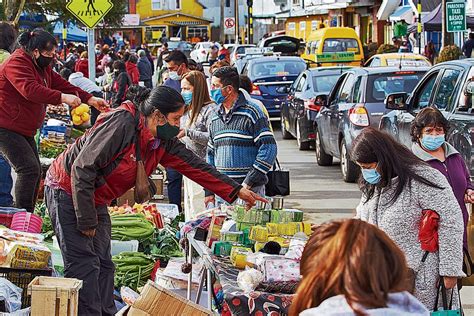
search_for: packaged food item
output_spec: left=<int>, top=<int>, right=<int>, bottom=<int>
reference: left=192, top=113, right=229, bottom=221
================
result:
left=249, top=226, right=268, bottom=242
left=220, top=231, right=243, bottom=243
left=230, top=246, right=252, bottom=264
left=3, top=242, right=51, bottom=269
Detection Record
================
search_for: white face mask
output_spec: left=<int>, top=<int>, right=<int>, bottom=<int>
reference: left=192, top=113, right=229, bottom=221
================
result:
left=105, top=67, right=111, bottom=74
left=168, top=71, right=180, bottom=81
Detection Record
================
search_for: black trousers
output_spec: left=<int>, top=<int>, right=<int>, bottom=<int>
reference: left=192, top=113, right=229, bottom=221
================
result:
left=0, top=128, right=40, bottom=212
left=45, top=186, right=116, bottom=316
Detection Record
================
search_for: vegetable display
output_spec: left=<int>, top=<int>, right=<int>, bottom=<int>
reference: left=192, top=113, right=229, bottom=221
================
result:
left=111, top=214, right=155, bottom=242
left=34, top=202, right=54, bottom=241
left=150, top=226, right=183, bottom=261
left=112, top=252, right=155, bottom=291
left=39, top=139, right=67, bottom=159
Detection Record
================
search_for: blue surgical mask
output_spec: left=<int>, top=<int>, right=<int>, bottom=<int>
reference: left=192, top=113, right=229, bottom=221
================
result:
left=168, top=71, right=180, bottom=81
left=421, top=134, right=445, bottom=151
left=361, top=167, right=381, bottom=185
left=210, top=88, right=226, bottom=104
left=181, top=91, right=193, bottom=105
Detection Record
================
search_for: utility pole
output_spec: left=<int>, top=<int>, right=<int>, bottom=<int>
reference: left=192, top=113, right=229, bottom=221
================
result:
left=235, top=0, right=240, bottom=44
left=417, top=0, right=421, bottom=54
left=220, top=1, right=225, bottom=43
left=247, top=0, right=253, bottom=44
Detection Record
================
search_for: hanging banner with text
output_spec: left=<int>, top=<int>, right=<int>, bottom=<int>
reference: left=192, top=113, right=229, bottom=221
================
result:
left=446, top=0, right=466, bottom=33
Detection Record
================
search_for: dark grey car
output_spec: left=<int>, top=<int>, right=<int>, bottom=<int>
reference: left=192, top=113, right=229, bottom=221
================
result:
left=315, top=67, right=427, bottom=182
left=381, top=59, right=474, bottom=176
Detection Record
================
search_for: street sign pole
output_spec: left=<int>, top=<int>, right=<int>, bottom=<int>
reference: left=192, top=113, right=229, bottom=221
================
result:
left=87, top=28, right=96, bottom=81
left=235, top=0, right=239, bottom=44
left=417, top=0, right=422, bottom=54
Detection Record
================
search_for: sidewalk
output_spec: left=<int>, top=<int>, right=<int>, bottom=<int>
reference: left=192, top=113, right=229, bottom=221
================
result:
left=461, top=285, right=474, bottom=315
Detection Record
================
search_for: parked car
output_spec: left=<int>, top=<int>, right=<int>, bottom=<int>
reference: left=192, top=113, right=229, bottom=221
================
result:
left=315, top=67, right=428, bottom=182
left=242, top=56, right=307, bottom=117
left=280, top=67, right=350, bottom=150
left=364, top=53, right=431, bottom=67
left=230, top=44, right=256, bottom=65
left=190, top=42, right=220, bottom=64
left=381, top=59, right=474, bottom=175
left=167, top=40, right=193, bottom=58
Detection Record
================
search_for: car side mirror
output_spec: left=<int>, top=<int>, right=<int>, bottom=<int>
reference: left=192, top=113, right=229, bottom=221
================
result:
left=277, top=86, right=289, bottom=94
left=385, top=92, right=408, bottom=110
left=314, top=94, right=328, bottom=108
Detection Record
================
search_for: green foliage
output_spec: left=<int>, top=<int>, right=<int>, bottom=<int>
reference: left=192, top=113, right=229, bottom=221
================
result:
left=376, top=44, right=399, bottom=54
left=436, top=45, right=463, bottom=63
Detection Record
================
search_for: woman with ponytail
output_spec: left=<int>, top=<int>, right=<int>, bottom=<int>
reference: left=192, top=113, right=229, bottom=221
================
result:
left=290, top=219, right=429, bottom=316
left=0, top=28, right=108, bottom=213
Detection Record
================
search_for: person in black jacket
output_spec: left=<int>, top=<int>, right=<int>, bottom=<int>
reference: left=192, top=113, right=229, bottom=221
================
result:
left=137, top=50, right=152, bottom=88
left=110, top=60, right=131, bottom=108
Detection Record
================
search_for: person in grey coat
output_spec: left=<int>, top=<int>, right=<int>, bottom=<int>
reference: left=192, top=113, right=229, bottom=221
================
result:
left=350, top=128, right=464, bottom=311
left=137, top=49, right=152, bottom=89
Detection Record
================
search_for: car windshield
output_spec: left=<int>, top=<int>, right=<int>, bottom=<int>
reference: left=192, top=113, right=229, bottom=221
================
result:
left=250, top=60, right=306, bottom=77
left=201, top=43, right=212, bottom=49
left=312, top=74, right=340, bottom=93
left=386, top=58, right=430, bottom=67
left=367, top=72, right=425, bottom=102
left=322, top=38, right=360, bottom=54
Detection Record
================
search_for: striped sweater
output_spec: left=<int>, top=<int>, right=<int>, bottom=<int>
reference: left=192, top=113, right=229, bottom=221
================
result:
left=207, top=91, right=277, bottom=192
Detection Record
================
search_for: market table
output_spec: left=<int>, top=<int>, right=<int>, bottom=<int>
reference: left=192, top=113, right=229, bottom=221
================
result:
left=186, top=232, right=294, bottom=316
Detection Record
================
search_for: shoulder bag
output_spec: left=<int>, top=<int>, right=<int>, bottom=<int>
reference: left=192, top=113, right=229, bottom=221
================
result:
left=265, top=158, right=290, bottom=197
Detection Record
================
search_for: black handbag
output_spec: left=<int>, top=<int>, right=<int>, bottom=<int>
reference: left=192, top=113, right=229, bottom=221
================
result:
left=265, top=159, right=290, bottom=197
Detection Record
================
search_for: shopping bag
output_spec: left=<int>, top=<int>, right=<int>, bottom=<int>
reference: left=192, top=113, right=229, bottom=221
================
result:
left=431, top=277, right=462, bottom=316
left=462, top=203, right=474, bottom=286
left=265, top=159, right=290, bottom=197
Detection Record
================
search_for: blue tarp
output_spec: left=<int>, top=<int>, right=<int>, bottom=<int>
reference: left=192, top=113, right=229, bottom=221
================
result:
left=53, top=22, right=87, bottom=42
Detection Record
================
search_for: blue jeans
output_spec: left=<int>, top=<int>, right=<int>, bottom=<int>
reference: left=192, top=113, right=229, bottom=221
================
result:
left=0, top=154, right=13, bottom=207
left=166, top=167, right=183, bottom=213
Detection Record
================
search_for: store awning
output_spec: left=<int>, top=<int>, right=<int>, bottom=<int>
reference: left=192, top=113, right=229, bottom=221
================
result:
left=389, top=6, right=414, bottom=22
left=171, top=21, right=206, bottom=26
left=377, top=0, right=402, bottom=20
left=53, top=22, right=87, bottom=42
left=408, top=3, right=474, bottom=32
left=142, top=12, right=212, bottom=25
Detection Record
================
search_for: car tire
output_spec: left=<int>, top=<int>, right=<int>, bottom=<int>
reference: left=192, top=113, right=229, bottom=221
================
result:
left=280, top=114, right=293, bottom=140
left=296, top=119, right=310, bottom=150
left=315, top=129, right=333, bottom=166
left=340, top=140, right=359, bottom=183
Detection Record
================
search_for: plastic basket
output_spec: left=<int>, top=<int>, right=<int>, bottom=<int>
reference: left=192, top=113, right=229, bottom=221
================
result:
left=0, top=267, right=52, bottom=308
left=0, top=208, right=26, bottom=228
left=10, top=212, right=43, bottom=234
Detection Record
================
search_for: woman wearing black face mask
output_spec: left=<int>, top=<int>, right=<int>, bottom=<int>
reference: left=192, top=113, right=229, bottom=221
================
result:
left=45, top=85, right=265, bottom=315
left=0, top=28, right=108, bottom=213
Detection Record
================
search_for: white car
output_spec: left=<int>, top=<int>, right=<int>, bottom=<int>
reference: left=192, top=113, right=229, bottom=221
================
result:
left=230, top=44, right=256, bottom=65
left=190, top=42, right=220, bottom=64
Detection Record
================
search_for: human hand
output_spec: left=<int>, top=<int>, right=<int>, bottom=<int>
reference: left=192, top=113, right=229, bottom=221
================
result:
left=177, top=129, right=185, bottom=139
left=87, top=96, right=109, bottom=112
left=237, top=188, right=268, bottom=210
left=61, top=93, right=81, bottom=108
left=443, top=276, right=458, bottom=289
left=464, top=189, right=474, bottom=203
left=81, top=229, right=96, bottom=237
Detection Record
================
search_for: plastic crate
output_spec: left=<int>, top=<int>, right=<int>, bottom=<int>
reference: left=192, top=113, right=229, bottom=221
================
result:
left=0, top=208, right=26, bottom=228
left=0, top=267, right=52, bottom=308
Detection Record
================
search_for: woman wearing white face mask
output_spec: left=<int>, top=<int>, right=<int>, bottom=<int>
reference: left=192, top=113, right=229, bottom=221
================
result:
left=411, top=107, right=474, bottom=258
left=351, top=127, right=464, bottom=311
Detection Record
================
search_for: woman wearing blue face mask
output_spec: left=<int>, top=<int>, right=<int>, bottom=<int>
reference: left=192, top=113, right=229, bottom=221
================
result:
left=178, top=71, right=218, bottom=220
left=351, top=127, right=464, bottom=311
left=411, top=107, right=474, bottom=259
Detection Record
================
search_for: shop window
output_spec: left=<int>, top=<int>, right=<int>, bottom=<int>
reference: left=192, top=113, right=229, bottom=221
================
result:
left=293, top=0, right=300, bottom=6
left=288, top=22, right=295, bottom=31
left=311, top=20, right=318, bottom=31
left=151, top=0, right=161, bottom=10
left=176, top=0, right=181, bottom=10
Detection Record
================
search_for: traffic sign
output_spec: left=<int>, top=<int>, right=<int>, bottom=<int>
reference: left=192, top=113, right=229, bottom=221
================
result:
left=66, top=0, right=114, bottom=29
left=224, top=17, right=235, bottom=35
left=446, top=0, right=466, bottom=33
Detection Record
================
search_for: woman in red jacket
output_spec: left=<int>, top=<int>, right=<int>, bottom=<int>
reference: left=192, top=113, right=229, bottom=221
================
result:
left=0, top=29, right=107, bottom=213
left=45, top=85, right=264, bottom=315
left=126, top=53, right=140, bottom=84
left=74, top=51, right=89, bottom=78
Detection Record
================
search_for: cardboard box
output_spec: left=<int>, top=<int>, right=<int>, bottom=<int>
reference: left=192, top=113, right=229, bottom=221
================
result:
left=127, top=280, right=211, bottom=316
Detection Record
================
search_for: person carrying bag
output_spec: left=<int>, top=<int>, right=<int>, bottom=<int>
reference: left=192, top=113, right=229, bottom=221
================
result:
left=432, top=277, right=462, bottom=315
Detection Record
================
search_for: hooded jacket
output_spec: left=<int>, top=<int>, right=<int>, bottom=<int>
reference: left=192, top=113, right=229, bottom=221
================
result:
left=46, top=101, right=241, bottom=231
left=300, top=292, right=429, bottom=316
left=126, top=61, right=139, bottom=85
left=0, top=49, right=92, bottom=137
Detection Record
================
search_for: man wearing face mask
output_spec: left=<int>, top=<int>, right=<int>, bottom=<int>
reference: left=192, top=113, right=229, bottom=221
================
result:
left=45, top=86, right=266, bottom=315
left=206, top=66, right=277, bottom=206
left=0, top=29, right=108, bottom=214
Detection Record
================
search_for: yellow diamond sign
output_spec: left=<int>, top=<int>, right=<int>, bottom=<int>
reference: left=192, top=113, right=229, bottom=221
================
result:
left=66, top=0, right=113, bottom=29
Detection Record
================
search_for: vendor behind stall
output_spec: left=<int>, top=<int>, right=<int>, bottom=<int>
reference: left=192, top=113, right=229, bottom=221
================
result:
left=0, top=28, right=108, bottom=213
left=45, top=85, right=265, bottom=315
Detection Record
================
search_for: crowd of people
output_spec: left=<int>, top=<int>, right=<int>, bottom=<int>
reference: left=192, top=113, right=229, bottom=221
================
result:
left=0, top=23, right=471, bottom=316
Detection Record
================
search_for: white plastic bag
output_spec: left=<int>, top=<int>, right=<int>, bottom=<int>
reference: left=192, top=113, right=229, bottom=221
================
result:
left=0, top=278, right=22, bottom=312
left=237, top=268, right=264, bottom=293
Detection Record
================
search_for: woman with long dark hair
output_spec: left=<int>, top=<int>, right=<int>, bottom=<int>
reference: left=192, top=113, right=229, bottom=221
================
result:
left=45, top=85, right=264, bottom=315
left=179, top=71, right=217, bottom=219
left=0, top=28, right=107, bottom=213
left=291, top=219, right=428, bottom=315
left=350, top=127, right=464, bottom=310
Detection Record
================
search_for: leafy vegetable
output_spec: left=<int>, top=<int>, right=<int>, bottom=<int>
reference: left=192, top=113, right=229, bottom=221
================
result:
left=112, top=252, right=155, bottom=291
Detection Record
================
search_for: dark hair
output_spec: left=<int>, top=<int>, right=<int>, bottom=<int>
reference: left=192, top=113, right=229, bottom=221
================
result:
left=17, top=28, right=57, bottom=53
left=290, top=219, right=409, bottom=316
left=410, top=107, right=449, bottom=142
left=76, top=45, right=85, bottom=55
left=140, top=85, right=184, bottom=116
left=126, top=85, right=151, bottom=107
left=350, top=127, right=442, bottom=205
left=163, top=42, right=169, bottom=48
left=164, top=50, right=188, bottom=67
left=59, top=68, right=72, bottom=81
left=212, top=66, right=240, bottom=91
left=239, top=75, right=253, bottom=93
left=123, top=51, right=131, bottom=62
left=0, top=22, right=17, bottom=52
left=113, top=60, right=126, bottom=72
left=129, top=54, right=138, bottom=64
left=470, top=33, right=474, bottom=40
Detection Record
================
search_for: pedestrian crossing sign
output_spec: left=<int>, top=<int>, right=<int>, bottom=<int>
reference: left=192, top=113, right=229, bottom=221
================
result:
left=66, top=0, right=114, bottom=29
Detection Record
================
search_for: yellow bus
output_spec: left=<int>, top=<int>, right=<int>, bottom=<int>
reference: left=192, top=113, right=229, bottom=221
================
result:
left=302, top=27, right=363, bottom=67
